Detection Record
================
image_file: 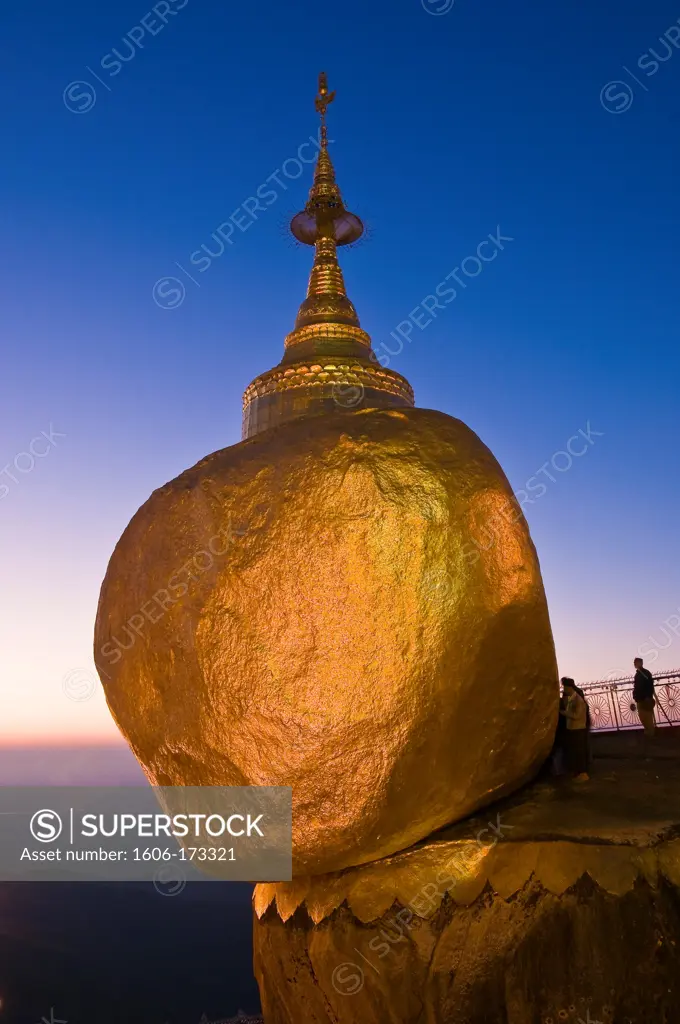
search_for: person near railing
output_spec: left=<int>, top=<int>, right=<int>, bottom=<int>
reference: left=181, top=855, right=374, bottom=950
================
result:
left=559, top=678, right=590, bottom=781
left=573, top=681, right=593, bottom=769
left=632, top=657, right=656, bottom=739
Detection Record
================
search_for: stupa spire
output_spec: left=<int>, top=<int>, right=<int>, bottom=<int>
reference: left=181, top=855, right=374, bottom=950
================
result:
left=286, top=74, right=366, bottom=348
left=241, top=74, right=414, bottom=439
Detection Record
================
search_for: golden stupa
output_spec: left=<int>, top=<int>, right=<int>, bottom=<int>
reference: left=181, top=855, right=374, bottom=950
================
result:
left=95, top=75, right=558, bottom=877
left=241, top=73, right=413, bottom=438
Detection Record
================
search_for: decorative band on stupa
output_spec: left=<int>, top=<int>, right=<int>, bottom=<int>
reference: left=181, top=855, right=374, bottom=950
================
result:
left=241, top=73, right=414, bottom=440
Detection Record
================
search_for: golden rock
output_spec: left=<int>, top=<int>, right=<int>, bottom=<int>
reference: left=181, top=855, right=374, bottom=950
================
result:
left=94, top=75, right=558, bottom=877
left=94, top=406, right=557, bottom=875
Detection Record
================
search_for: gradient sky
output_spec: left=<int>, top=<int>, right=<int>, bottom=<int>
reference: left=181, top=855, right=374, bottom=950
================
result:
left=1, top=0, right=679, bottom=743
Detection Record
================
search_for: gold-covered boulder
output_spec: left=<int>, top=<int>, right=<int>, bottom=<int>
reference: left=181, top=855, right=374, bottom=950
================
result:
left=95, top=407, right=558, bottom=876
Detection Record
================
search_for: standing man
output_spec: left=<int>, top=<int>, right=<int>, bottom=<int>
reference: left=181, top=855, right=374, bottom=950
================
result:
left=632, top=657, right=656, bottom=739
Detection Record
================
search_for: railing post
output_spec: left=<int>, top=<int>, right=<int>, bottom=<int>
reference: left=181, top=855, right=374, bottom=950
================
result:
left=610, top=685, right=622, bottom=731
left=656, top=685, right=673, bottom=727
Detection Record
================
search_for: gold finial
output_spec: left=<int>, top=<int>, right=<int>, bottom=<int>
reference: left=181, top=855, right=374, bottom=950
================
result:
left=315, top=72, right=336, bottom=146
left=290, top=73, right=363, bottom=247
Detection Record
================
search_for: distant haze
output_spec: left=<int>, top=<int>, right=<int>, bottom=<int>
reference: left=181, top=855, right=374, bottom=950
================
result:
left=0, top=743, right=146, bottom=785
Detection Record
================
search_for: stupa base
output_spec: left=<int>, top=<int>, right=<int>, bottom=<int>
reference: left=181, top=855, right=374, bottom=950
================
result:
left=253, top=760, right=680, bottom=1023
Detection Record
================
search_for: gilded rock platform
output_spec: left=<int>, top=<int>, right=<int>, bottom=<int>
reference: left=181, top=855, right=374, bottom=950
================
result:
left=253, top=760, right=680, bottom=1024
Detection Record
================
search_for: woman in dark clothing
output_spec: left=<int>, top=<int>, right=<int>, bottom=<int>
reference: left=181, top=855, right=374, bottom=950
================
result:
left=573, top=683, right=593, bottom=769
left=551, top=691, right=569, bottom=776
left=559, top=678, right=590, bottom=780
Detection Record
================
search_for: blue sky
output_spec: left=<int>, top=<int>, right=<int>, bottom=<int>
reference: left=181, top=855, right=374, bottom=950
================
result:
left=1, top=0, right=679, bottom=740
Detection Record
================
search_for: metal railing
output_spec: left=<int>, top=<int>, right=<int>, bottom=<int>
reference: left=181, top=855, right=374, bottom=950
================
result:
left=579, top=669, right=680, bottom=732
